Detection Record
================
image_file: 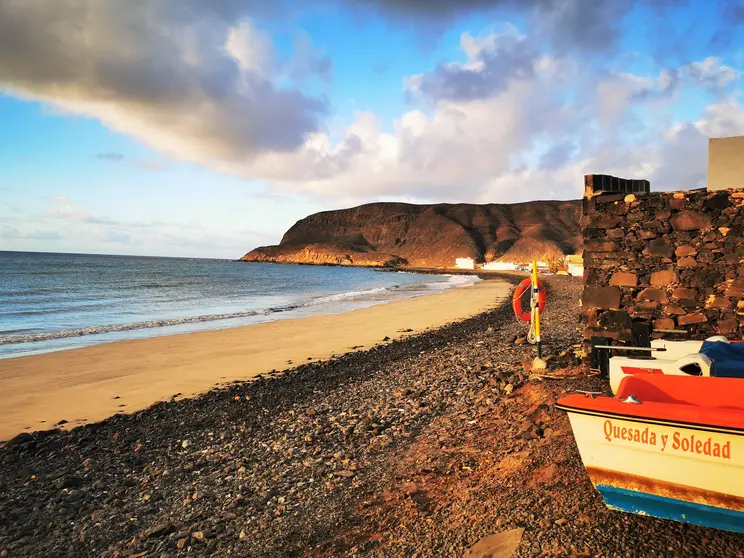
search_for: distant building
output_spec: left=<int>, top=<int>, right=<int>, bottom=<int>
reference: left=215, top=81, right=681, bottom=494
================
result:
left=566, top=254, right=584, bottom=277
left=455, top=257, right=475, bottom=270
left=482, top=261, right=520, bottom=271
left=708, top=136, right=744, bottom=191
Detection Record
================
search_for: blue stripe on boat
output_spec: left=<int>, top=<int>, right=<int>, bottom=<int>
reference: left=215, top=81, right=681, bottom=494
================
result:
left=596, top=484, right=744, bottom=534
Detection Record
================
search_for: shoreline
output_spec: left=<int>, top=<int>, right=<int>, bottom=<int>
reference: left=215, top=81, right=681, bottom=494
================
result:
left=238, top=259, right=545, bottom=278
left=0, top=268, right=482, bottom=360
left=0, top=278, right=510, bottom=442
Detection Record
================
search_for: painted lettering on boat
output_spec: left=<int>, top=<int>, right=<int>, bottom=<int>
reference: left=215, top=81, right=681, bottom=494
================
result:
left=603, top=419, right=731, bottom=459
left=671, top=431, right=731, bottom=458
left=603, top=420, right=656, bottom=446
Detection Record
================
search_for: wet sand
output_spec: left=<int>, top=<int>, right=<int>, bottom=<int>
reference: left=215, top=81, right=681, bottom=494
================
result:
left=0, top=279, right=509, bottom=441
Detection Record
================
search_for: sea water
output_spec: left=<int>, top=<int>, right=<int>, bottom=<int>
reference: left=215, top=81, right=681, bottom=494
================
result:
left=0, top=251, right=479, bottom=358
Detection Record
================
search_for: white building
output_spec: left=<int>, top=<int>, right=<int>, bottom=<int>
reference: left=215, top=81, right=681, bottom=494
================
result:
left=482, top=261, right=521, bottom=271
left=455, top=257, right=475, bottom=270
left=566, top=254, right=584, bottom=277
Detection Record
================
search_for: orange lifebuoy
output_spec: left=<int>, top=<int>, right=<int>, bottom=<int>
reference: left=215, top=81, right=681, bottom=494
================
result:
left=512, top=278, right=547, bottom=322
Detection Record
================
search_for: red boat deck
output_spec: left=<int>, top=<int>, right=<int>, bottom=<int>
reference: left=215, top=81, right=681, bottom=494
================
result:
left=556, top=375, right=744, bottom=433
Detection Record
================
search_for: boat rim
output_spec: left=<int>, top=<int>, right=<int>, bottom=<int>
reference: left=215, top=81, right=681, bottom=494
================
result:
left=554, top=401, right=744, bottom=437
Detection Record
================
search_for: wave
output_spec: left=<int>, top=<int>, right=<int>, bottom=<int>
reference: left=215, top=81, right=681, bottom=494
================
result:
left=0, top=274, right=480, bottom=347
left=304, top=287, right=388, bottom=306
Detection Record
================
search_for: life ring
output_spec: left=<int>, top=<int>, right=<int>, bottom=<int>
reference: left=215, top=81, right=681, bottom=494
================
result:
left=512, top=278, right=547, bottom=322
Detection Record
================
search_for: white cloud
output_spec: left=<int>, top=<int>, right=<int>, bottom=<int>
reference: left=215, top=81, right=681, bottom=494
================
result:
left=225, top=20, right=276, bottom=77
left=230, top=46, right=743, bottom=202
left=1, top=0, right=743, bottom=214
left=0, top=1, right=328, bottom=167
left=0, top=225, right=61, bottom=241
left=98, top=230, right=131, bottom=244
left=43, top=197, right=92, bottom=222
left=684, top=57, right=739, bottom=90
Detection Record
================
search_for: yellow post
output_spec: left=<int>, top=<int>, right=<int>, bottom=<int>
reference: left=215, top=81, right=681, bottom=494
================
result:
left=531, top=259, right=542, bottom=359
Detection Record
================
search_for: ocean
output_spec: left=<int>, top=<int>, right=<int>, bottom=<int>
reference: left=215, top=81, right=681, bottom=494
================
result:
left=0, top=251, right=479, bottom=359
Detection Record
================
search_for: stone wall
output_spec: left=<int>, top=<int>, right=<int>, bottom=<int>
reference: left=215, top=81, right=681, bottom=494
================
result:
left=581, top=174, right=744, bottom=346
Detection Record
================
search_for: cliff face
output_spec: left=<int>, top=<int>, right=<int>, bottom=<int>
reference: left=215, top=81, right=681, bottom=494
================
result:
left=241, top=200, right=582, bottom=268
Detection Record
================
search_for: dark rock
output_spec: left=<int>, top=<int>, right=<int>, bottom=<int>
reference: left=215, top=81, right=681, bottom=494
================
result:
left=584, top=239, right=616, bottom=252
left=598, top=310, right=632, bottom=330
left=5, top=432, right=34, bottom=447
left=710, top=296, right=732, bottom=309
left=147, top=523, right=176, bottom=539
left=678, top=313, right=708, bottom=326
left=609, top=272, right=637, bottom=287
left=643, top=238, right=673, bottom=258
left=664, top=304, right=687, bottom=315
left=728, top=279, right=744, bottom=298
left=672, top=288, right=697, bottom=300
left=691, top=269, right=724, bottom=288
left=638, top=230, right=658, bottom=240
left=65, top=490, right=82, bottom=503
left=641, top=220, right=663, bottom=230
left=705, top=193, right=732, bottom=210
left=653, top=318, right=676, bottom=330
left=650, top=268, right=677, bottom=286
left=718, top=316, right=739, bottom=334
left=582, top=287, right=621, bottom=310
left=671, top=210, right=713, bottom=231
left=591, top=216, right=624, bottom=229
left=675, top=245, right=697, bottom=257
left=637, top=288, right=669, bottom=304
left=56, top=476, right=82, bottom=490
left=595, top=193, right=627, bottom=204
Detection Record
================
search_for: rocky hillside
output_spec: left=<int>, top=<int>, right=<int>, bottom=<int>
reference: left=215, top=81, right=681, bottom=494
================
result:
left=241, top=201, right=581, bottom=268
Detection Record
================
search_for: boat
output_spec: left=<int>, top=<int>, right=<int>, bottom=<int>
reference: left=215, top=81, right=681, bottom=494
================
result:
left=556, top=374, right=744, bottom=533
left=609, top=337, right=744, bottom=394
left=650, top=336, right=729, bottom=361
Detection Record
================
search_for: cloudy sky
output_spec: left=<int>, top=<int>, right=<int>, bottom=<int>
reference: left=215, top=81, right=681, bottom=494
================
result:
left=1, top=0, right=743, bottom=258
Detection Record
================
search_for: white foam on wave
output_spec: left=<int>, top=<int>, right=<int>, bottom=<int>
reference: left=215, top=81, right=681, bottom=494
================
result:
left=426, top=274, right=481, bottom=290
left=303, top=287, right=388, bottom=306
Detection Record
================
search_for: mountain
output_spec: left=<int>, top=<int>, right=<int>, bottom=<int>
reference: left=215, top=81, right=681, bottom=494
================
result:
left=241, top=200, right=582, bottom=268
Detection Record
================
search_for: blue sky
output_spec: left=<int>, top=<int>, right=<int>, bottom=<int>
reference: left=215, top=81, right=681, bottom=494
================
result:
left=1, top=0, right=743, bottom=258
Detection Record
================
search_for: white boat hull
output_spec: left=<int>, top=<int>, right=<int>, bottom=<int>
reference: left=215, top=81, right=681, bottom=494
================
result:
left=564, top=410, right=744, bottom=532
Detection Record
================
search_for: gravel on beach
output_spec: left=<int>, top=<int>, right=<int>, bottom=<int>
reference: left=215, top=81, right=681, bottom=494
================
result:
left=1, top=274, right=743, bottom=557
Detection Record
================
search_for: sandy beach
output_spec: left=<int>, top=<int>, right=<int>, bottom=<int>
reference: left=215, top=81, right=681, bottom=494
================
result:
left=0, top=278, right=509, bottom=441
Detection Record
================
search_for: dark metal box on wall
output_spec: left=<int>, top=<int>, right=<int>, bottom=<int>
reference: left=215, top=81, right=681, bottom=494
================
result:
left=585, top=174, right=650, bottom=196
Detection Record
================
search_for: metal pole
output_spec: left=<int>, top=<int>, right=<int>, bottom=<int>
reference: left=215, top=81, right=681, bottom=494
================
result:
left=531, top=259, right=542, bottom=359
left=593, top=345, right=667, bottom=352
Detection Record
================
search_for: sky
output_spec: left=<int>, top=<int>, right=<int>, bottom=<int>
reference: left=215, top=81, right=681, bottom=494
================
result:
left=1, top=0, right=744, bottom=259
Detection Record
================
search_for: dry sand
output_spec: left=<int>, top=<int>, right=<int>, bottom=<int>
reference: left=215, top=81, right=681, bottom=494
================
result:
left=0, top=279, right=509, bottom=441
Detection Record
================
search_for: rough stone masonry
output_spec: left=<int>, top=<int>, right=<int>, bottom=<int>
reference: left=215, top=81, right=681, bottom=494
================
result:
left=581, top=174, right=744, bottom=347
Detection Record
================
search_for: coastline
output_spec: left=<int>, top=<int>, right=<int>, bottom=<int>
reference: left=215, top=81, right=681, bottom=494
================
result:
left=0, top=278, right=509, bottom=442
left=0, top=257, right=482, bottom=360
